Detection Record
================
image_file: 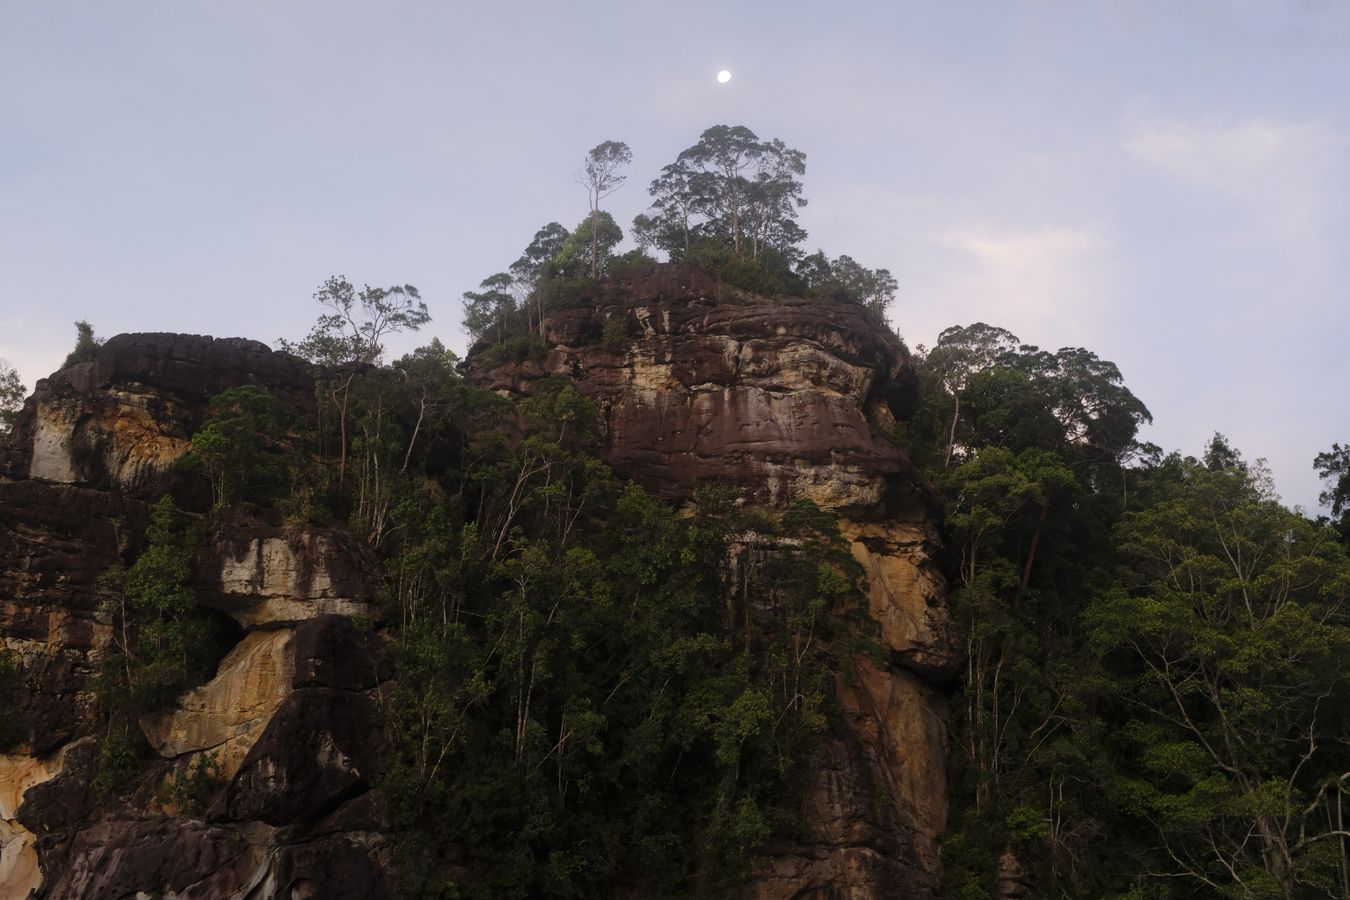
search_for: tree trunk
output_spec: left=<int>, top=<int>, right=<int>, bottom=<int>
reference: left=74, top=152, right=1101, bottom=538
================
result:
left=1019, top=497, right=1051, bottom=593
left=590, top=208, right=599, bottom=278
left=945, top=393, right=961, bottom=467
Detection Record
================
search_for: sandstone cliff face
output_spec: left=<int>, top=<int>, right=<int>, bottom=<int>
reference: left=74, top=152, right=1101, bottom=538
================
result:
left=1, top=268, right=956, bottom=899
left=469, top=264, right=958, bottom=899
left=0, top=336, right=394, bottom=899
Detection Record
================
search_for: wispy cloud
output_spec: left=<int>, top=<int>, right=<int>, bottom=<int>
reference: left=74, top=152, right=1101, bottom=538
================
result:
left=1122, top=115, right=1346, bottom=256
left=913, top=224, right=1115, bottom=347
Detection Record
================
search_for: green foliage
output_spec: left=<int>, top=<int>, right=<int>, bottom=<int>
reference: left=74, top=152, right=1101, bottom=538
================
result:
left=605, top=248, right=656, bottom=278
left=902, top=322, right=1350, bottom=898
left=359, top=370, right=855, bottom=896
left=0, top=651, right=23, bottom=750
left=554, top=212, right=624, bottom=280
left=1084, top=453, right=1350, bottom=897
left=639, top=125, right=807, bottom=263
left=62, top=319, right=103, bottom=368
left=797, top=251, right=897, bottom=323
left=187, top=385, right=296, bottom=507
left=1314, top=442, right=1350, bottom=542
left=93, top=496, right=235, bottom=800
left=600, top=314, right=630, bottom=344
left=461, top=127, right=898, bottom=360
left=579, top=141, right=633, bottom=279
left=162, top=751, right=223, bottom=815
left=0, top=359, right=22, bottom=441
left=92, top=724, right=142, bottom=801
left=682, top=238, right=802, bottom=296
left=280, top=275, right=430, bottom=366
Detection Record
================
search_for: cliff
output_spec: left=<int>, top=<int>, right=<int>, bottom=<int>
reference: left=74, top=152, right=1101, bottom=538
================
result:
left=0, top=265, right=957, bottom=898
left=469, top=264, right=958, bottom=896
left=1, top=335, right=394, bottom=898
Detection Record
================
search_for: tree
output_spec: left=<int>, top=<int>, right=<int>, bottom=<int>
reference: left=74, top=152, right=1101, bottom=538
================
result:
left=633, top=158, right=703, bottom=257
left=0, top=360, right=23, bottom=440
left=638, top=126, right=808, bottom=263
left=578, top=141, right=632, bottom=278
left=677, top=125, right=762, bottom=255
left=279, top=276, right=430, bottom=484
left=1086, top=450, right=1350, bottom=898
left=462, top=272, right=518, bottom=346
left=555, top=212, right=623, bottom=280
left=798, top=252, right=898, bottom=322
left=510, top=223, right=570, bottom=336
left=923, top=323, right=1021, bottom=466
left=1314, top=443, right=1350, bottom=542
left=187, top=386, right=296, bottom=508
left=283, top=276, right=430, bottom=367
left=742, top=138, right=807, bottom=262
left=63, top=320, right=103, bottom=368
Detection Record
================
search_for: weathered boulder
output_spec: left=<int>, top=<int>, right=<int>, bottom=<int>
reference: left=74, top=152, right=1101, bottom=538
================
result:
left=0, top=335, right=393, bottom=897
left=0, top=748, right=67, bottom=899
left=226, top=687, right=384, bottom=827
left=197, top=517, right=383, bottom=628
left=140, top=629, right=296, bottom=780
left=41, top=818, right=261, bottom=899
left=842, top=520, right=960, bottom=679
left=2, top=333, right=314, bottom=499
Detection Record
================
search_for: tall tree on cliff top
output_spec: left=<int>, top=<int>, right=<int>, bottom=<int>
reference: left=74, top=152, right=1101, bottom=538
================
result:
left=280, top=276, right=430, bottom=484
left=637, top=126, right=807, bottom=262
left=0, top=360, right=23, bottom=440
left=578, top=141, right=632, bottom=278
left=511, top=222, right=570, bottom=335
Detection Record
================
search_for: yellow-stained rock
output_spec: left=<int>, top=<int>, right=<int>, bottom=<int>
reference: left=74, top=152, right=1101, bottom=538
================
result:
left=0, top=747, right=69, bottom=898
left=841, top=519, right=959, bottom=677
left=139, top=628, right=294, bottom=779
left=837, top=659, right=949, bottom=838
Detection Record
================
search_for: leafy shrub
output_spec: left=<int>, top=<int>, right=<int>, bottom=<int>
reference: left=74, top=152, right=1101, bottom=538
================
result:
left=600, top=314, right=630, bottom=344
left=62, top=320, right=103, bottom=368
left=0, top=652, right=23, bottom=751
left=162, top=751, right=222, bottom=815
left=93, top=726, right=142, bottom=801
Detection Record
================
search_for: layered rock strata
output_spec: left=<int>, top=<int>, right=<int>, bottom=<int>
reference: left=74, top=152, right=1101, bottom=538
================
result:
left=0, top=336, right=392, bottom=898
left=469, top=264, right=958, bottom=898
left=1, top=265, right=956, bottom=898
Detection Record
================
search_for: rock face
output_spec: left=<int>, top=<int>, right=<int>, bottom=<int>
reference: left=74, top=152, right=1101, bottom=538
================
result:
left=0, top=335, right=393, bottom=899
left=471, top=265, right=925, bottom=518
left=469, top=264, right=958, bottom=898
left=0, top=268, right=955, bottom=898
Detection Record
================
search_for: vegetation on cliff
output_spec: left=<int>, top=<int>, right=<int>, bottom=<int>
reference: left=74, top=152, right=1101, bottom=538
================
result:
left=158, top=286, right=866, bottom=897
left=47, top=269, right=1345, bottom=900
left=460, top=124, right=898, bottom=360
left=18, top=124, right=1346, bottom=898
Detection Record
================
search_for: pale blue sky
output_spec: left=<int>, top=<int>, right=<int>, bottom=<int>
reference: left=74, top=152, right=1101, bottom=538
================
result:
left=2, top=1, right=1346, bottom=510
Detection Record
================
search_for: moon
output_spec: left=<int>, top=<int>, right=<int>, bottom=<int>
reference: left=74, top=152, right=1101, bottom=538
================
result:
left=717, top=70, right=731, bottom=84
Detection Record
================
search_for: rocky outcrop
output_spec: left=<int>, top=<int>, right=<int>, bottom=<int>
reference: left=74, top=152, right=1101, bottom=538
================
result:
left=198, top=508, right=383, bottom=628
left=469, top=264, right=958, bottom=898
left=469, top=264, right=924, bottom=517
left=0, top=336, right=392, bottom=899
left=2, top=333, right=314, bottom=500
left=1, top=266, right=955, bottom=898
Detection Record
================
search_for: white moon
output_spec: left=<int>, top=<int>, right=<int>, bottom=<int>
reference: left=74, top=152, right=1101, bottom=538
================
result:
left=717, top=70, right=731, bottom=84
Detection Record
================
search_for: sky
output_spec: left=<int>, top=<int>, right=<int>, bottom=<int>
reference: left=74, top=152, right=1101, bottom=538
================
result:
left=2, top=0, right=1346, bottom=511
